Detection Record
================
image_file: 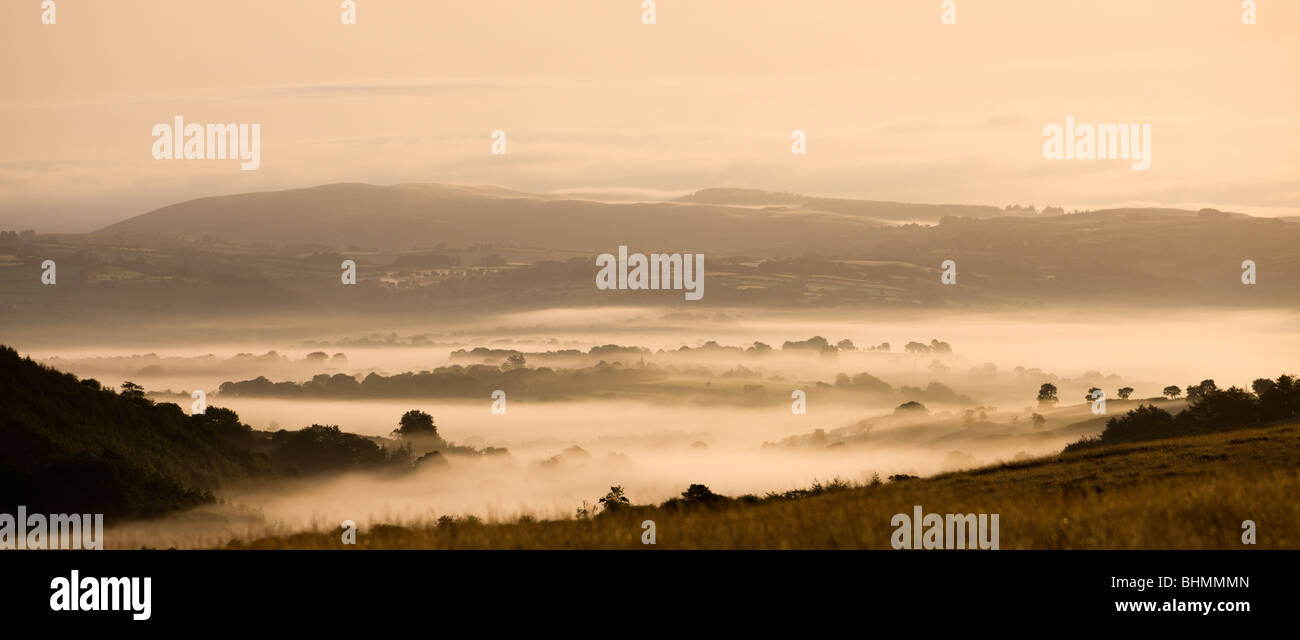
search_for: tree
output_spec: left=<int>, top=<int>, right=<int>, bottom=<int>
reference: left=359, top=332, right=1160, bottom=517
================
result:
left=1254, top=375, right=1297, bottom=422
left=1036, top=383, right=1058, bottom=406
left=1162, top=385, right=1182, bottom=399
left=598, top=486, right=630, bottom=514
left=680, top=483, right=725, bottom=505
left=1186, top=379, right=1217, bottom=403
left=1251, top=378, right=1277, bottom=397
left=502, top=353, right=526, bottom=371
left=1085, top=387, right=1102, bottom=402
left=1031, top=413, right=1046, bottom=428
left=1117, top=387, right=1134, bottom=400
left=393, top=409, right=439, bottom=439
left=894, top=400, right=929, bottom=415
left=269, top=424, right=389, bottom=475
left=120, top=381, right=146, bottom=402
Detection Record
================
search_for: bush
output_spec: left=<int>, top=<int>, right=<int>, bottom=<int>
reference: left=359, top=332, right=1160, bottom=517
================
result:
left=661, top=483, right=733, bottom=511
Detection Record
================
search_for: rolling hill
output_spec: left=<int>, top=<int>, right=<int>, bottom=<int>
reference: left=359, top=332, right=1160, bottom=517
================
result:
left=94, top=183, right=894, bottom=253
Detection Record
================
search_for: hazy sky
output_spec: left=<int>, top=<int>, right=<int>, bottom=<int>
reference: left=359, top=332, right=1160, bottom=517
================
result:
left=3, top=0, right=1298, bottom=231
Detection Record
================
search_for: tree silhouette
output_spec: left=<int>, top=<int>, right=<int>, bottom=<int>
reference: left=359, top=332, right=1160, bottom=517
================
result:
left=1186, top=379, right=1217, bottom=403
left=392, top=410, right=446, bottom=453
left=680, top=483, right=725, bottom=505
left=598, top=486, right=630, bottom=514
left=1117, top=387, right=1134, bottom=399
left=1036, top=383, right=1058, bottom=406
left=120, top=381, right=146, bottom=402
left=1162, top=385, right=1182, bottom=399
left=394, top=409, right=438, bottom=437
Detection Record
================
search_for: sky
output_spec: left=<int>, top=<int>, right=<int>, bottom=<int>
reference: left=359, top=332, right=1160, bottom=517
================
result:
left=2, top=0, right=1298, bottom=231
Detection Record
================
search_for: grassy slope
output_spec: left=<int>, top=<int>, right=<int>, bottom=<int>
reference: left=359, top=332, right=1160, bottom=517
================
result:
left=230, top=422, right=1300, bottom=550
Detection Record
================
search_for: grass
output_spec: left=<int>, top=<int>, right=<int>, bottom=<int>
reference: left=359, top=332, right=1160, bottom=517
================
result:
left=226, top=422, right=1300, bottom=550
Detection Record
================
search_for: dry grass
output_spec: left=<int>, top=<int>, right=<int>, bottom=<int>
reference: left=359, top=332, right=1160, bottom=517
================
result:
left=227, top=422, right=1300, bottom=549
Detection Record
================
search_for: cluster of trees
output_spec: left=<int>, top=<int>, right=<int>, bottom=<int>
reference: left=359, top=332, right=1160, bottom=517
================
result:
left=0, top=229, right=36, bottom=245
left=677, top=337, right=895, bottom=354
left=1036, top=383, right=1135, bottom=405
left=269, top=425, right=404, bottom=476
left=904, top=339, right=952, bottom=354
left=268, top=409, right=504, bottom=475
left=1035, top=379, right=1257, bottom=407
left=832, top=371, right=892, bottom=394
left=1064, top=374, right=1300, bottom=452
left=1001, top=204, right=1066, bottom=216
left=702, top=336, right=940, bottom=355
left=781, top=336, right=839, bottom=352
left=451, top=344, right=650, bottom=364
left=219, top=354, right=926, bottom=404
left=217, top=362, right=667, bottom=399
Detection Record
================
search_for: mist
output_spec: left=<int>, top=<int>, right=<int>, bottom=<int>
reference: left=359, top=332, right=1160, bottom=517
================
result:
left=45, top=305, right=1294, bottom=549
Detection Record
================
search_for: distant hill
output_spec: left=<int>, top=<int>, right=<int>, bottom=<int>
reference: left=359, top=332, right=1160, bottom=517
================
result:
left=94, top=183, right=891, bottom=253
left=94, top=183, right=1276, bottom=256
left=0, top=183, right=1292, bottom=328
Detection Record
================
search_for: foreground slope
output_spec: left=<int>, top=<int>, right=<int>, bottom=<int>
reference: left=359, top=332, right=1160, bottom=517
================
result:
left=230, top=422, right=1300, bottom=549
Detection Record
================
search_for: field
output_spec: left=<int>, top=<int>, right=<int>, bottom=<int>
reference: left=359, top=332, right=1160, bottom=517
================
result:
left=228, top=422, right=1300, bottom=550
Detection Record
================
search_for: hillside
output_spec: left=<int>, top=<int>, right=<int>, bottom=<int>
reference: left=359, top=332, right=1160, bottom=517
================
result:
left=0, top=345, right=272, bottom=518
left=0, top=346, right=420, bottom=519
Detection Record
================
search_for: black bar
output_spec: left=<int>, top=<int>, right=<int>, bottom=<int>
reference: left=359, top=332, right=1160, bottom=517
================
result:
left=0, top=550, right=1283, bottom=629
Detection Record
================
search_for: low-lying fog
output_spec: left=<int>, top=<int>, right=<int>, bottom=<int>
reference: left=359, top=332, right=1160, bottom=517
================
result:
left=28, top=306, right=1299, bottom=391
left=14, top=306, right=1299, bottom=548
